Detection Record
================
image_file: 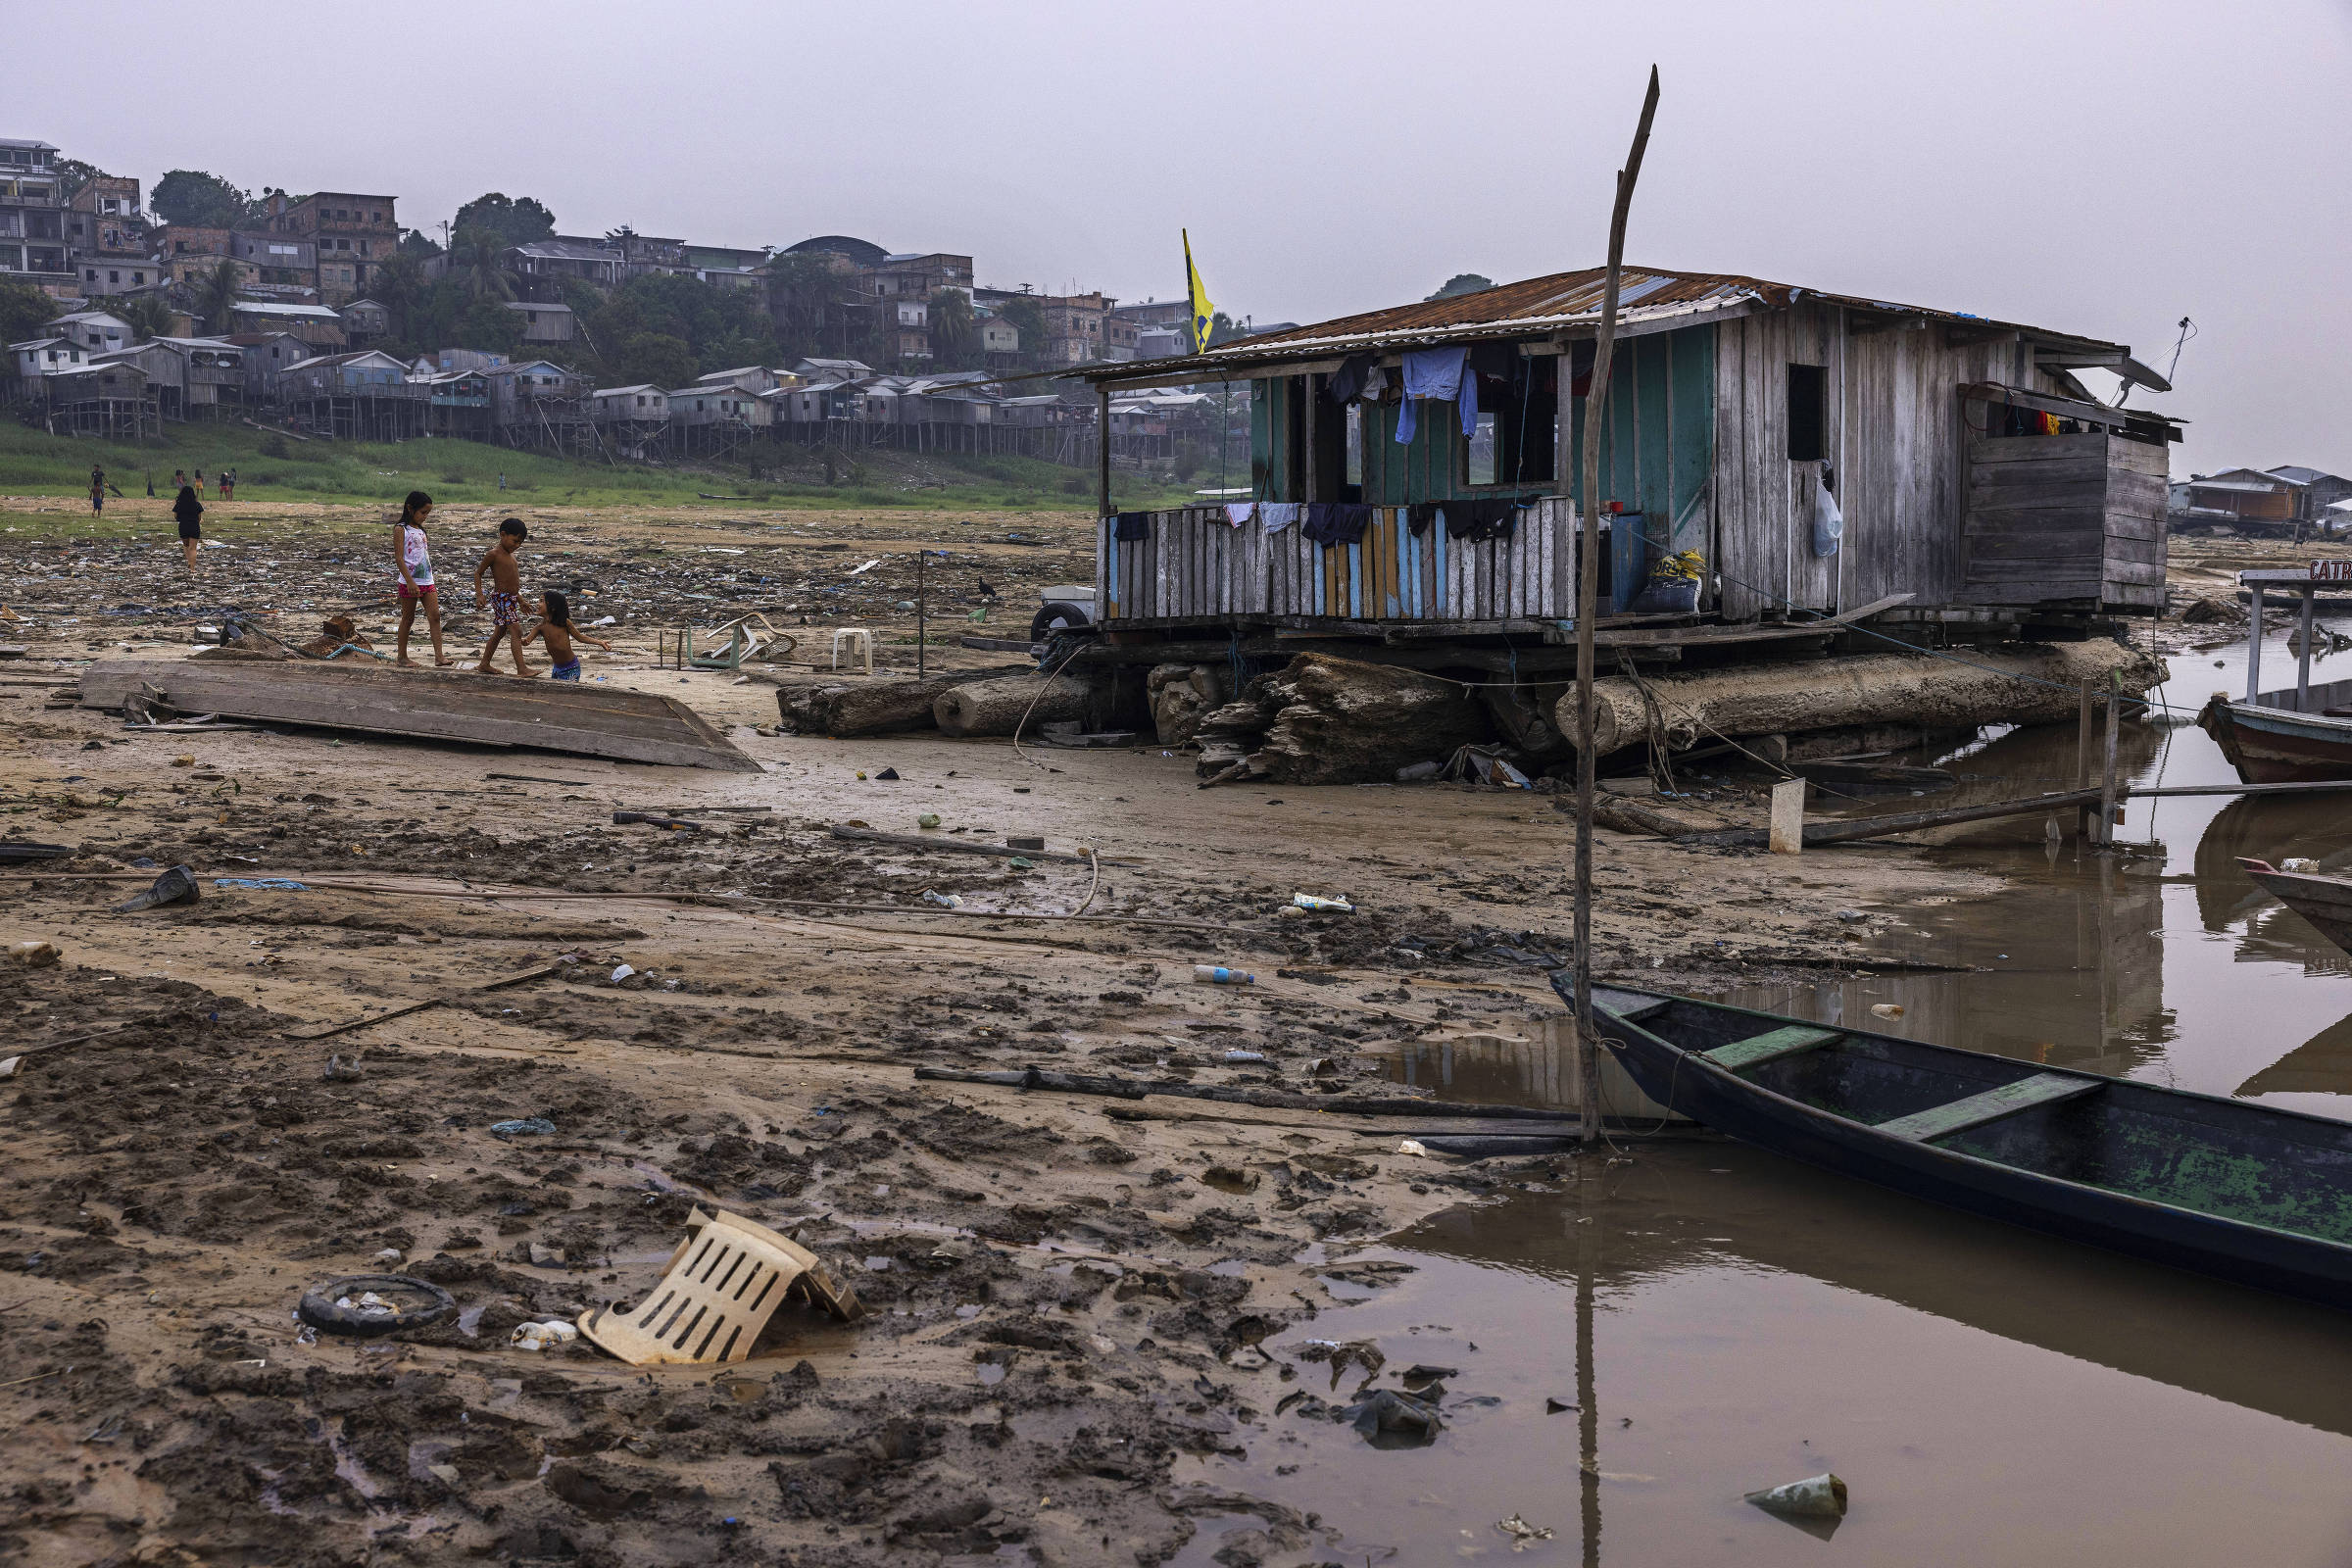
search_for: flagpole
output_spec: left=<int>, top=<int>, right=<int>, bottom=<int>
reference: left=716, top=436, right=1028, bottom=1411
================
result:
left=1575, top=67, right=1661, bottom=1147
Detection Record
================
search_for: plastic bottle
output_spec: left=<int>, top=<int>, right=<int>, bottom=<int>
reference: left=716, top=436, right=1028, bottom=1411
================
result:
left=1293, top=893, right=1355, bottom=913
left=1193, top=964, right=1254, bottom=985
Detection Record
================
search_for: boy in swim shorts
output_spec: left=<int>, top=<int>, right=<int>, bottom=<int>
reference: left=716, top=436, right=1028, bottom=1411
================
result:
left=471, top=516, right=534, bottom=676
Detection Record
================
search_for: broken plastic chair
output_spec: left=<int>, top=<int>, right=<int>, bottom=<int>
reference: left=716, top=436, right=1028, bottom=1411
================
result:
left=577, top=1206, right=862, bottom=1366
left=117, top=863, right=200, bottom=912
left=831, top=627, right=873, bottom=675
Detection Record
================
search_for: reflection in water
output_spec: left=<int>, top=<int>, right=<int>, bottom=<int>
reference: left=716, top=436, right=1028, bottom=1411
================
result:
left=2242, top=1013, right=2352, bottom=1098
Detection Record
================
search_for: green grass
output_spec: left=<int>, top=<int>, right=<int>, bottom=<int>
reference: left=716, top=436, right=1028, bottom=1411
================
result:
left=0, top=420, right=1200, bottom=514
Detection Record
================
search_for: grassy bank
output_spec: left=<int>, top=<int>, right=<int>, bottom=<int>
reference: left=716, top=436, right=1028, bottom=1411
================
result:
left=0, top=419, right=1199, bottom=513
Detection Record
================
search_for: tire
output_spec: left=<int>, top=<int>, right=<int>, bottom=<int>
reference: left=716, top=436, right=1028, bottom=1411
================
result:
left=296, top=1273, right=457, bottom=1338
left=1030, top=600, right=1093, bottom=643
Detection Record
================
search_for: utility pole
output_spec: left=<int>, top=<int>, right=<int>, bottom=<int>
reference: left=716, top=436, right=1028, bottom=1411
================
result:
left=1573, top=67, right=1662, bottom=1147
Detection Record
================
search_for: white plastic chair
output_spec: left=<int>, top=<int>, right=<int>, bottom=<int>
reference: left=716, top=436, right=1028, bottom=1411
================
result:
left=831, top=627, right=873, bottom=674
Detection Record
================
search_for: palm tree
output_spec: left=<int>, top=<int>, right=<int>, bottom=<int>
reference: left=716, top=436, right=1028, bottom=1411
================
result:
left=371, top=252, right=427, bottom=344
left=927, top=287, right=975, bottom=368
left=116, top=294, right=174, bottom=342
left=451, top=227, right=514, bottom=302
left=193, top=258, right=243, bottom=336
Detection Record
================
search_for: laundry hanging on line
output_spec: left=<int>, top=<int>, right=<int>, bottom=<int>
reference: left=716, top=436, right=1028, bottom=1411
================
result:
left=1326, top=353, right=1375, bottom=405
left=1258, top=502, right=1303, bottom=534
left=1222, top=502, right=1256, bottom=527
left=1112, top=511, right=1152, bottom=541
left=1302, top=502, right=1375, bottom=546
left=1395, top=346, right=1478, bottom=444
left=1446, top=497, right=1523, bottom=542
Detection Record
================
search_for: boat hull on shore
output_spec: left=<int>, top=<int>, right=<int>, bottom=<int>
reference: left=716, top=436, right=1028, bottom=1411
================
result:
left=2199, top=694, right=2352, bottom=783
left=1572, top=981, right=2352, bottom=1310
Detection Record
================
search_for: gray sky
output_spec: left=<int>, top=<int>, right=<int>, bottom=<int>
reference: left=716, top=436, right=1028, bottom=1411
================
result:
left=27, top=0, right=2352, bottom=474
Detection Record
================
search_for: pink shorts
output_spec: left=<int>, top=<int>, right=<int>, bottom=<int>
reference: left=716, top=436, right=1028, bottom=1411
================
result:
left=397, top=580, right=436, bottom=603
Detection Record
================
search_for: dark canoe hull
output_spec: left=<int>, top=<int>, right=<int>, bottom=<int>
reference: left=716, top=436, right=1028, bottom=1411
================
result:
left=2199, top=695, right=2352, bottom=784
left=1592, top=989, right=2352, bottom=1310
left=2246, top=865, right=2352, bottom=958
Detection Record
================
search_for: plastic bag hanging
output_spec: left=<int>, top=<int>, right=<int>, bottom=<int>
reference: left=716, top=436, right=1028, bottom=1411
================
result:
left=1811, top=469, right=1844, bottom=558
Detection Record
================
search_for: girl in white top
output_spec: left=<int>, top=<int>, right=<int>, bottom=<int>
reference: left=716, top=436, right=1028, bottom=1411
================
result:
left=392, top=490, right=452, bottom=666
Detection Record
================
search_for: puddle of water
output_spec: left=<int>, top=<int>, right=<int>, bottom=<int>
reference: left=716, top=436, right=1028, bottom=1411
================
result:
left=1172, top=1148, right=2352, bottom=1567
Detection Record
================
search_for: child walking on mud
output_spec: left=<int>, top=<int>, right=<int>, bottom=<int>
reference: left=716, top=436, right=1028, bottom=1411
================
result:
left=392, top=490, right=452, bottom=666
left=471, top=516, right=534, bottom=675
left=524, top=591, right=611, bottom=680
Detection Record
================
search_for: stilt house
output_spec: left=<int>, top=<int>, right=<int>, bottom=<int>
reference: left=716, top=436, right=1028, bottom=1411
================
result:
left=1071, top=267, right=2183, bottom=636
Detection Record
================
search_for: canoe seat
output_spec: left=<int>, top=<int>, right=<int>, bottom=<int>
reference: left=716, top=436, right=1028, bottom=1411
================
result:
left=1876, top=1072, right=2102, bottom=1143
left=1703, top=1025, right=1841, bottom=1073
left=1591, top=985, right=1671, bottom=1023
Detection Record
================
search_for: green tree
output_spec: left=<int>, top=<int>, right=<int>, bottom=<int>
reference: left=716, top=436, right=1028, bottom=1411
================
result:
left=761, top=250, right=855, bottom=359
left=398, top=227, right=444, bottom=258
left=614, top=331, right=696, bottom=389
left=1426, top=272, right=1494, bottom=301
left=192, top=259, right=243, bottom=335
left=372, top=252, right=428, bottom=346
left=451, top=193, right=556, bottom=248
left=928, top=287, right=976, bottom=368
left=1000, top=295, right=1046, bottom=365
left=153, top=170, right=253, bottom=229
left=0, top=277, right=54, bottom=345
left=450, top=227, right=515, bottom=302
left=114, top=295, right=175, bottom=341
left=456, top=295, right=523, bottom=355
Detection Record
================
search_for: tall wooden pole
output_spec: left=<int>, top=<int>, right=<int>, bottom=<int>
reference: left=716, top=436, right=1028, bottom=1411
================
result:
left=1096, top=383, right=1111, bottom=518
left=1574, top=67, right=1661, bottom=1146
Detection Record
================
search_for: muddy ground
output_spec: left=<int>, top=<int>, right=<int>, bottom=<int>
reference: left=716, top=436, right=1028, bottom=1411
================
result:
left=3, top=493, right=2199, bottom=1568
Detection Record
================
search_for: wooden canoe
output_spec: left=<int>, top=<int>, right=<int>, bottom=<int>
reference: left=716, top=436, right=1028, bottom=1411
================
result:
left=1562, top=977, right=2352, bottom=1309
left=2199, top=693, right=2352, bottom=783
left=2241, top=858, right=2352, bottom=957
left=78, top=657, right=760, bottom=772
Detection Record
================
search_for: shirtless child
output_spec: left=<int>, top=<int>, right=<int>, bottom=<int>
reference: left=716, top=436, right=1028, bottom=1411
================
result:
left=524, top=591, right=612, bottom=680
left=471, top=517, right=534, bottom=675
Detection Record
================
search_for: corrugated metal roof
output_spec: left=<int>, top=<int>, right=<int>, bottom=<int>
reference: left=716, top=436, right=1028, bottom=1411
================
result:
left=1075, top=265, right=2130, bottom=381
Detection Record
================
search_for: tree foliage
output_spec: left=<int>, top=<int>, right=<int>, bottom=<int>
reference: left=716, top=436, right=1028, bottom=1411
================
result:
left=154, top=170, right=258, bottom=229
left=193, top=259, right=243, bottom=334
left=450, top=228, right=516, bottom=302
left=761, top=251, right=858, bottom=362
left=1426, top=272, right=1494, bottom=301
left=399, top=228, right=444, bottom=258
left=999, top=295, right=1046, bottom=360
left=0, top=277, right=54, bottom=347
left=577, top=273, right=775, bottom=378
left=927, top=287, right=976, bottom=369
left=612, top=331, right=696, bottom=389
left=451, top=193, right=556, bottom=248
left=112, top=295, right=175, bottom=341
left=457, top=296, right=524, bottom=355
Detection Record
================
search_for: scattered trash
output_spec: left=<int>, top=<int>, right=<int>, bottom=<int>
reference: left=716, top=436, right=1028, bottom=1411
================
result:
left=917, top=812, right=941, bottom=829
left=1870, top=1003, right=1904, bottom=1019
left=1397, top=1140, right=1429, bottom=1156
left=528, top=1243, right=567, bottom=1266
left=1496, top=1514, right=1556, bottom=1550
left=1221, top=1049, right=1268, bottom=1064
left=1194, top=964, right=1254, bottom=985
left=215, top=877, right=309, bottom=891
left=296, top=1274, right=457, bottom=1339
left=922, top=891, right=964, bottom=909
left=373, top=1247, right=403, bottom=1262
left=1006, top=856, right=1034, bottom=869
left=875, top=766, right=901, bottom=780
left=576, top=1206, right=862, bottom=1365
left=0, top=1056, right=20, bottom=1080
left=1005, top=835, right=1046, bottom=852
left=1837, top=908, right=1869, bottom=922
left=2281, top=858, right=2321, bottom=873
left=1440, top=745, right=1534, bottom=790
left=7, top=940, right=62, bottom=968
left=115, top=864, right=199, bottom=913
left=1744, top=1472, right=1848, bottom=1520
left=322, top=1054, right=365, bottom=1083
left=1293, top=893, right=1355, bottom=913
left=1338, top=1387, right=1442, bottom=1447
left=1395, top=760, right=1442, bottom=782
left=510, top=1319, right=581, bottom=1351
left=611, top=963, right=636, bottom=983
left=0, top=842, right=74, bottom=865
left=490, top=1117, right=558, bottom=1138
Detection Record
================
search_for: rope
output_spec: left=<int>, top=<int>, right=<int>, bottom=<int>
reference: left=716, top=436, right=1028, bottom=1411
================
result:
left=1010, top=634, right=1090, bottom=771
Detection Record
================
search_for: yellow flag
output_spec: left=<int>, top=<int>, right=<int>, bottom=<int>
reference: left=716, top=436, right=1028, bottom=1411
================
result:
left=1184, top=228, right=1215, bottom=354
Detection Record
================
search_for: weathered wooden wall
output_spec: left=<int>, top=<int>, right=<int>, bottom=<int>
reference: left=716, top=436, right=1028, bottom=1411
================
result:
left=1961, top=432, right=2168, bottom=608
left=1096, top=500, right=1576, bottom=626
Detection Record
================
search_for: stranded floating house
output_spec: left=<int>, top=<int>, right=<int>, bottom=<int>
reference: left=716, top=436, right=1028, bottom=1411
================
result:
left=1069, top=266, right=2182, bottom=642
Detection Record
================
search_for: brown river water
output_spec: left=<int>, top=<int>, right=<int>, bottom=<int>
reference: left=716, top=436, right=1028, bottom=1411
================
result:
left=1172, top=632, right=2352, bottom=1566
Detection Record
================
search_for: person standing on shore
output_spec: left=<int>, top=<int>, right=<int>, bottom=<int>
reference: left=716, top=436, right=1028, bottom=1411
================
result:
left=173, top=484, right=203, bottom=569
left=392, top=490, right=452, bottom=667
left=471, top=517, right=534, bottom=676
left=194, top=468, right=205, bottom=503
left=220, top=467, right=236, bottom=501
left=88, top=465, right=105, bottom=514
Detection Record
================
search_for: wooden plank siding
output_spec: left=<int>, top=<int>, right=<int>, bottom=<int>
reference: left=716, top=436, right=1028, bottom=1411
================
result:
left=1961, top=432, right=2170, bottom=608
left=1095, top=500, right=1575, bottom=627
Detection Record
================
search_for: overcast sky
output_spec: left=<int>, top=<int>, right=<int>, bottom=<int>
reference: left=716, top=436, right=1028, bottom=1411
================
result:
left=24, top=0, right=2350, bottom=474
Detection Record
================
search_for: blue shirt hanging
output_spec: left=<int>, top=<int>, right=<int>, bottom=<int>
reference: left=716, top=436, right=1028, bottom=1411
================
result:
left=1394, top=346, right=1479, bottom=444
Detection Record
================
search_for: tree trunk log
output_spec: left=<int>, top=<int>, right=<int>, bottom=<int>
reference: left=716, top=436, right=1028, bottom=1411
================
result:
left=1556, top=641, right=2166, bottom=759
left=1247, top=654, right=1492, bottom=785
left=933, top=673, right=1091, bottom=737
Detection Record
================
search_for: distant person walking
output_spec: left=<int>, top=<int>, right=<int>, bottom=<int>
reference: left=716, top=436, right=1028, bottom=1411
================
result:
left=88, top=465, right=105, bottom=514
left=220, top=467, right=236, bottom=501
left=171, top=468, right=187, bottom=494
left=172, top=484, right=203, bottom=569
left=392, top=490, right=452, bottom=667
left=193, top=468, right=205, bottom=502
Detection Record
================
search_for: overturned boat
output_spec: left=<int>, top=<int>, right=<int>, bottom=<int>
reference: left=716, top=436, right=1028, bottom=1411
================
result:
left=1566, top=980, right=2352, bottom=1309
